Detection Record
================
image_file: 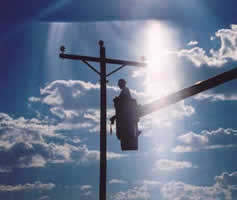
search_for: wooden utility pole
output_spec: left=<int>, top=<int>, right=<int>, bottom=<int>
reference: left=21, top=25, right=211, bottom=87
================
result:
left=99, top=40, right=107, bottom=200
left=59, top=41, right=145, bottom=200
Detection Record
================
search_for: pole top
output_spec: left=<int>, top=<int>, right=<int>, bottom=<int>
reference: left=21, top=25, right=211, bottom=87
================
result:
left=60, top=45, right=66, bottom=53
left=98, top=40, right=104, bottom=47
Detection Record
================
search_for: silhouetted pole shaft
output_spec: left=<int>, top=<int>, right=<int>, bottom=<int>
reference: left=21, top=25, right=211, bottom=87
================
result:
left=140, top=67, right=237, bottom=117
left=99, top=42, right=107, bottom=200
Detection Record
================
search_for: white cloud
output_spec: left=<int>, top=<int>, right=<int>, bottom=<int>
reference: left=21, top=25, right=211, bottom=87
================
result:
left=173, top=128, right=237, bottom=152
left=0, top=80, right=131, bottom=172
left=194, top=92, right=237, bottom=101
left=187, top=40, right=198, bottom=46
left=50, top=107, right=79, bottom=119
left=138, top=100, right=195, bottom=138
left=154, top=159, right=196, bottom=171
left=19, top=154, right=47, bottom=168
left=107, top=152, right=128, bottom=160
left=112, top=171, right=237, bottom=200
left=112, top=184, right=151, bottom=200
left=28, top=97, right=41, bottom=103
left=0, top=182, right=55, bottom=192
left=111, top=180, right=161, bottom=200
left=177, top=131, right=208, bottom=146
left=177, top=46, right=226, bottom=67
left=0, top=112, right=126, bottom=170
left=172, top=145, right=195, bottom=153
left=83, top=109, right=100, bottom=123
left=109, top=179, right=127, bottom=184
left=80, top=185, right=93, bottom=196
left=142, top=180, right=162, bottom=187
left=161, top=181, right=230, bottom=200
left=210, top=36, right=215, bottom=41
left=176, top=24, right=237, bottom=67
left=38, top=80, right=101, bottom=120
left=30, top=79, right=196, bottom=140
left=80, top=185, right=92, bottom=191
left=30, top=80, right=122, bottom=131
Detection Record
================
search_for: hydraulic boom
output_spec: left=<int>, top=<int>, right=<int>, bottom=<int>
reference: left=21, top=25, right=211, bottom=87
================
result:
left=139, top=67, right=237, bottom=117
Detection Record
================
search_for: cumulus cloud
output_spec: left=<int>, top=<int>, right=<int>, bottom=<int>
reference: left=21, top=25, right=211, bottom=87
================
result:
left=80, top=185, right=92, bottom=196
left=177, top=131, right=208, bottom=146
left=37, top=80, right=101, bottom=122
left=173, top=128, right=237, bottom=152
left=19, top=154, right=47, bottom=168
left=161, top=172, right=237, bottom=200
left=50, top=107, right=80, bottom=119
left=177, top=46, right=226, bottom=67
left=176, top=24, right=237, bottom=67
left=37, top=80, right=145, bottom=118
left=0, top=182, right=55, bottom=192
left=80, top=185, right=92, bottom=191
left=28, top=97, right=41, bottom=103
left=0, top=80, right=130, bottom=172
left=0, top=112, right=126, bottom=170
left=112, top=184, right=152, bottom=200
left=194, top=92, right=237, bottom=101
left=161, top=181, right=230, bottom=200
left=154, top=159, right=196, bottom=171
left=187, top=40, right=198, bottom=46
left=29, top=79, right=196, bottom=140
left=107, top=152, right=128, bottom=160
left=138, top=100, right=195, bottom=138
left=112, top=171, right=237, bottom=200
left=30, top=80, right=134, bottom=133
left=39, top=79, right=124, bottom=107
left=110, top=180, right=161, bottom=200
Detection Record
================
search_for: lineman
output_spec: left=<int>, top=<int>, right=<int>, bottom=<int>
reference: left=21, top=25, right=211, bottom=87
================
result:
left=110, top=79, right=131, bottom=124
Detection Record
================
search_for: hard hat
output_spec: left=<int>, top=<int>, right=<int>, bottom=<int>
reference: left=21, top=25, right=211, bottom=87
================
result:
left=118, top=79, right=126, bottom=84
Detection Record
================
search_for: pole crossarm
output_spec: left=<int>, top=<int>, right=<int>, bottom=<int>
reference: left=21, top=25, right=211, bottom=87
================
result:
left=60, top=53, right=100, bottom=62
left=82, top=60, right=101, bottom=75
left=60, top=53, right=146, bottom=67
left=105, top=58, right=146, bottom=67
left=106, top=64, right=126, bottom=77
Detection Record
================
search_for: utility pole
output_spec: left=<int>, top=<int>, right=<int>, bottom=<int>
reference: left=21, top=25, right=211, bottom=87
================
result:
left=99, top=40, right=107, bottom=200
left=59, top=41, right=145, bottom=200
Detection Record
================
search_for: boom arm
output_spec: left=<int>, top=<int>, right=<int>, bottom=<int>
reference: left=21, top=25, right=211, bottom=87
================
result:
left=139, top=67, right=237, bottom=117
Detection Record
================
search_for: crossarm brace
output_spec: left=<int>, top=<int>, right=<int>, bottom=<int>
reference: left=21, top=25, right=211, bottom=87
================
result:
left=82, top=60, right=101, bottom=75
left=106, top=64, right=126, bottom=77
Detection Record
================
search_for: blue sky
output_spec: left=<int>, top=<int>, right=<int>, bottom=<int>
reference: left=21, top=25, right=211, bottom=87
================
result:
left=1, top=1, right=237, bottom=200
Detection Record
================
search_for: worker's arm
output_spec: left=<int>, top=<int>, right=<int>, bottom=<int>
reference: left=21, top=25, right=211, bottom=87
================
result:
left=110, top=115, right=116, bottom=124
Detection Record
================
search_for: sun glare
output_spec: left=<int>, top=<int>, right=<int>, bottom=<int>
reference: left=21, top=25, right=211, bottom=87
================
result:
left=45, top=23, right=72, bottom=80
left=137, top=21, right=184, bottom=154
left=142, top=21, right=181, bottom=101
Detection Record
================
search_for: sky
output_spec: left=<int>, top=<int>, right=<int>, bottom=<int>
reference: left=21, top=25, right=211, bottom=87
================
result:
left=1, top=0, right=237, bottom=200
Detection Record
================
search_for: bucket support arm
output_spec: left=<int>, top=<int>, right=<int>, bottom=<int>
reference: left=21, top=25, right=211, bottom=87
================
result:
left=139, top=67, right=237, bottom=117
